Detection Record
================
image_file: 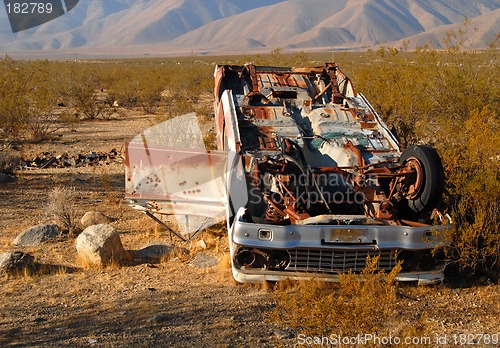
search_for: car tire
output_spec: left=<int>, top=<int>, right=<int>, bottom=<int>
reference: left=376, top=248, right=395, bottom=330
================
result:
left=399, top=145, right=445, bottom=213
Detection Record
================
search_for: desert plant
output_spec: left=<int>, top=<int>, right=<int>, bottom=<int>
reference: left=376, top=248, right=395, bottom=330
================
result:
left=0, top=58, right=68, bottom=140
left=62, top=64, right=105, bottom=120
left=107, top=69, right=141, bottom=108
left=0, top=57, right=15, bottom=131
left=351, top=41, right=499, bottom=274
left=269, top=257, right=402, bottom=338
left=435, top=107, right=500, bottom=274
left=442, top=17, right=478, bottom=52
left=0, top=147, right=20, bottom=173
left=137, top=67, right=166, bottom=114
left=45, top=186, right=80, bottom=235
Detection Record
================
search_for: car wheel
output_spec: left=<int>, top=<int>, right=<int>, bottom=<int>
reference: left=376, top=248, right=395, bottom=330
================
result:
left=399, top=145, right=445, bottom=213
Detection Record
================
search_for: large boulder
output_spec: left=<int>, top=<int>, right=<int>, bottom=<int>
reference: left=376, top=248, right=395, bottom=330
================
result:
left=76, top=224, right=128, bottom=267
left=80, top=211, right=116, bottom=229
left=13, top=224, right=60, bottom=247
left=0, top=251, right=36, bottom=276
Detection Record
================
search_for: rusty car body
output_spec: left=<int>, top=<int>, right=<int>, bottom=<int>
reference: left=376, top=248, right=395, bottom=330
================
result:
left=125, top=63, right=451, bottom=285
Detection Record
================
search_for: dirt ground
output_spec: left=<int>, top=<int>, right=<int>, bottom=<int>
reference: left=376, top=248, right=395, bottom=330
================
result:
left=0, top=111, right=499, bottom=347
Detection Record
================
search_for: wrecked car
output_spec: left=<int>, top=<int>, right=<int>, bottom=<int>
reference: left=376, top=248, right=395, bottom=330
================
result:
left=125, top=63, right=451, bottom=285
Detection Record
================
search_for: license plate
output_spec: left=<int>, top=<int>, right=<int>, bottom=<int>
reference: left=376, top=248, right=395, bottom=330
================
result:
left=327, top=228, right=366, bottom=243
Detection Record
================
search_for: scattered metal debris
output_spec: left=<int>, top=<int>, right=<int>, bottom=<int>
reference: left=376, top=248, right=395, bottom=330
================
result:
left=21, top=149, right=121, bottom=169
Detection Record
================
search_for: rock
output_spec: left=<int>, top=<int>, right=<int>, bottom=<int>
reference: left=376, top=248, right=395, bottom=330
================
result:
left=72, top=177, right=89, bottom=184
left=147, top=314, right=169, bottom=323
left=13, top=224, right=60, bottom=246
left=0, top=173, right=15, bottom=183
left=196, top=239, right=207, bottom=250
left=80, top=211, right=115, bottom=228
left=131, top=244, right=176, bottom=263
left=191, top=253, right=218, bottom=269
left=274, top=329, right=294, bottom=339
left=76, top=224, right=129, bottom=267
left=130, top=244, right=188, bottom=265
left=0, top=251, right=36, bottom=276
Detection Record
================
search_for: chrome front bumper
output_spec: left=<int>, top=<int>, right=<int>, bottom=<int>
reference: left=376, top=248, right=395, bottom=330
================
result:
left=229, top=209, right=449, bottom=285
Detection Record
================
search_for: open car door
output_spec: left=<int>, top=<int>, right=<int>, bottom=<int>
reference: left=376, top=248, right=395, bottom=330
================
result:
left=125, top=113, right=228, bottom=240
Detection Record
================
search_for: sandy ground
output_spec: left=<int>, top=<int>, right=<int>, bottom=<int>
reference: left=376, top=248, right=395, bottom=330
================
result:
left=0, top=111, right=499, bottom=347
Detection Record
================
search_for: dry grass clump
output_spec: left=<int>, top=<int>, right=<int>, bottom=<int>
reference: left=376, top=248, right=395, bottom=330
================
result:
left=0, top=147, right=20, bottom=173
left=77, top=253, right=126, bottom=271
left=158, top=246, right=190, bottom=264
left=45, top=186, right=81, bottom=235
left=216, top=253, right=233, bottom=283
left=268, top=257, right=410, bottom=340
left=188, top=222, right=227, bottom=253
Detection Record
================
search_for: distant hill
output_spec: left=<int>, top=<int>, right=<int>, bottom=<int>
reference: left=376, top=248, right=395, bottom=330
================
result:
left=0, top=0, right=498, bottom=56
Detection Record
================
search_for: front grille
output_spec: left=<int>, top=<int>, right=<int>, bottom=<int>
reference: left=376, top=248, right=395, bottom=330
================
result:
left=286, top=248, right=396, bottom=273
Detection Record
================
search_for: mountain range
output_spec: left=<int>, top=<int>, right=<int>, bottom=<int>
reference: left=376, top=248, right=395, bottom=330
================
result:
left=0, top=0, right=498, bottom=57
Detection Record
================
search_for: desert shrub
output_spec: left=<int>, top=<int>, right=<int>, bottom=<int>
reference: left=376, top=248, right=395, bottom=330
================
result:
left=106, top=64, right=166, bottom=112
left=352, top=41, right=499, bottom=274
left=147, top=62, right=214, bottom=119
left=105, top=63, right=194, bottom=113
left=268, top=47, right=287, bottom=66
left=0, top=57, right=15, bottom=131
left=106, top=66, right=142, bottom=108
left=45, top=186, right=80, bottom=235
left=162, top=90, right=196, bottom=117
left=269, top=258, right=412, bottom=341
left=0, top=147, right=20, bottom=173
left=434, top=107, right=500, bottom=273
left=0, top=58, right=68, bottom=140
left=239, top=49, right=313, bottom=67
left=202, top=128, right=217, bottom=150
left=137, top=67, right=167, bottom=114
left=61, top=64, right=106, bottom=120
left=353, top=47, right=442, bottom=146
